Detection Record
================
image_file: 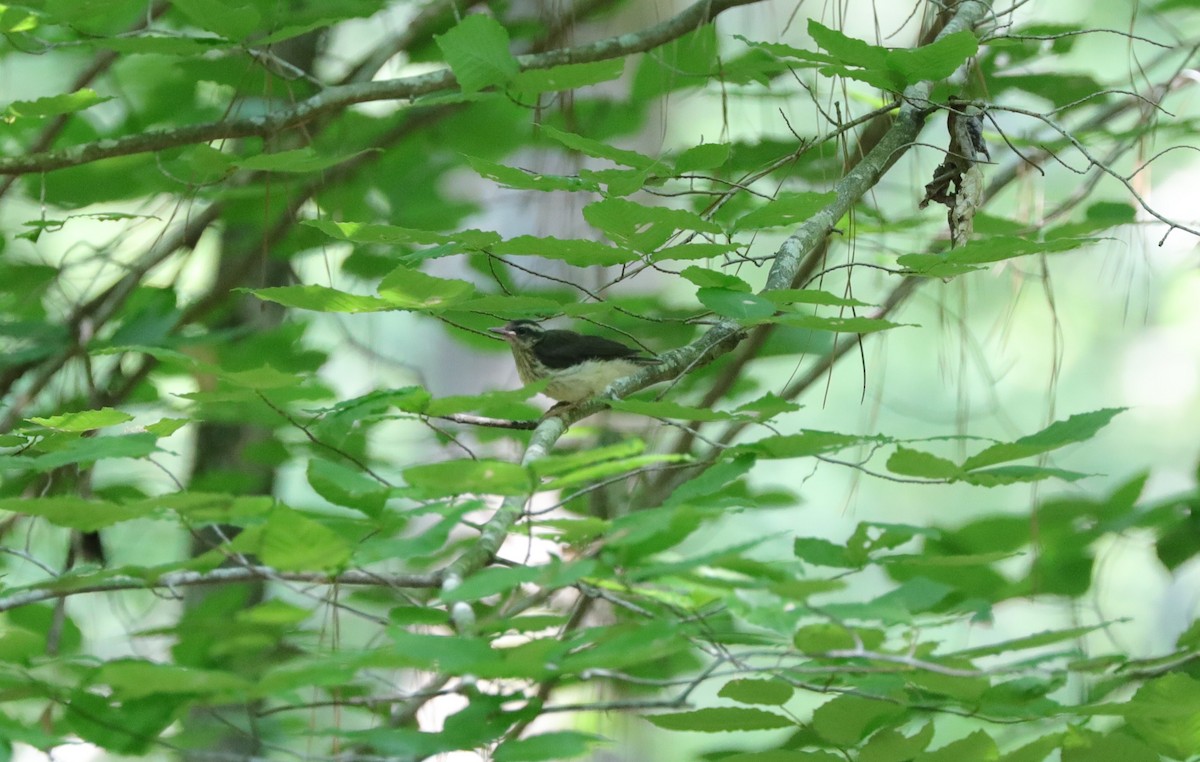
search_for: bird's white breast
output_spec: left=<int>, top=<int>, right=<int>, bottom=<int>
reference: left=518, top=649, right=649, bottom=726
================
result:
left=542, top=359, right=645, bottom=402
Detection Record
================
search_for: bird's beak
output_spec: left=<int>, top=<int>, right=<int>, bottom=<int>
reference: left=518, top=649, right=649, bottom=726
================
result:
left=488, top=326, right=514, bottom=338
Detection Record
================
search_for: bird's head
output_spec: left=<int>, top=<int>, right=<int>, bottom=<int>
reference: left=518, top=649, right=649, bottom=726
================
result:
left=488, top=319, right=544, bottom=351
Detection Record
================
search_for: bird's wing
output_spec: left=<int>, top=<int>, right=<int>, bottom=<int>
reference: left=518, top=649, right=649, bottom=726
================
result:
left=534, top=330, right=645, bottom=369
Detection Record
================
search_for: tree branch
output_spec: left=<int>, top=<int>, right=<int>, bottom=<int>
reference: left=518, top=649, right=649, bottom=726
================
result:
left=0, top=0, right=764, bottom=177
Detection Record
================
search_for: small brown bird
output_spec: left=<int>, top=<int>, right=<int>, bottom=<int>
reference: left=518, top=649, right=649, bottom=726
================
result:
left=489, top=320, right=660, bottom=403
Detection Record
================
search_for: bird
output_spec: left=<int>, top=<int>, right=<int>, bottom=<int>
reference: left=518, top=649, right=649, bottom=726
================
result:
left=488, top=319, right=661, bottom=403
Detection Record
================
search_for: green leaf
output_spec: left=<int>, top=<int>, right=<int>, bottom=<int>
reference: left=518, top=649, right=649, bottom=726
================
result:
left=811, top=695, right=905, bottom=745
left=97, top=660, right=251, bottom=700
left=28, top=407, right=133, bottom=431
left=1046, top=200, right=1137, bottom=239
left=734, top=430, right=883, bottom=459
left=793, top=537, right=857, bottom=568
left=538, top=125, right=661, bottom=170
left=999, top=733, right=1064, bottom=762
left=144, top=417, right=188, bottom=437
left=511, top=59, right=625, bottom=93
left=887, top=31, right=979, bottom=83
left=541, top=454, right=690, bottom=491
left=66, top=692, right=182, bottom=754
left=734, top=393, right=801, bottom=419
left=680, top=266, right=751, bottom=291
left=0, top=6, right=37, bottom=33
left=726, top=753, right=843, bottom=762
left=404, top=459, right=532, bottom=496
left=735, top=192, right=836, bottom=231
left=5, top=89, right=111, bottom=118
left=675, top=143, right=732, bottom=173
left=899, top=236, right=1092, bottom=277
left=609, top=398, right=750, bottom=422
left=0, top=496, right=152, bottom=531
left=1058, top=730, right=1157, bottom=762
left=650, top=242, right=743, bottom=262
left=260, top=507, right=352, bottom=571
left=237, top=600, right=311, bottom=625
left=387, top=630, right=495, bottom=673
left=378, top=265, right=476, bottom=309
left=249, top=285, right=393, bottom=313
left=768, top=313, right=908, bottom=333
left=960, top=465, right=1092, bottom=486
left=918, top=730, right=999, bottom=762
left=763, top=289, right=870, bottom=308
left=665, top=454, right=756, bottom=507
left=717, top=679, right=793, bottom=706
left=868, top=576, right=954, bottom=619
left=435, top=14, right=519, bottom=93
left=634, top=24, right=718, bottom=98
left=584, top=198, right=720, bottom=251
left=954, top=624, right=1109, bottom=659
left=494, top=731, right=604, bottom=762
left=807, top=20, right=887, bottom=70
left=697, top=288, right=776, bottom=322
left=1089, top=674, right=1200, bottom=759
left=221, top=364, right=301, bottom=389
left=886, top=447, right=962, bottom=479
left=491, top=236, right=638, bottom=266
left=645, top=707, right=794, bottom=732
left=861, top=724, right=935, bottom=762
left=307, top=458, right=388, bottom=517
left=389, top=606, right=448, bottom=626
left=171, top=0, right=260, bottom=40
left=794, top=623, right=883, bottom=653
left=32, top=433, right=159, bottom=469
left=151, top=492, right=274, bottom=522
left=303, top=219, right=501, bottom=248
left=962, top=409, right=1124, bottom=471
left=530, top=439, right=646, bottom=477
left=233, top=147, right=374, bottom=173
left=440, top=564, right=544, bottom=602
left=802, top=21, right=977, bottom=92
left=465, top=156, right=600, bottom=193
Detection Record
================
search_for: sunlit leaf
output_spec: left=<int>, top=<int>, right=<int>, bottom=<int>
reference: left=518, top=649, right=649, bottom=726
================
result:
left=28, top=408, right=133, bottom=431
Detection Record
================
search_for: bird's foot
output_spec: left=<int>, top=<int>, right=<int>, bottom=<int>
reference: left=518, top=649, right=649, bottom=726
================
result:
left=540, top=401, right=576, bottom=420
